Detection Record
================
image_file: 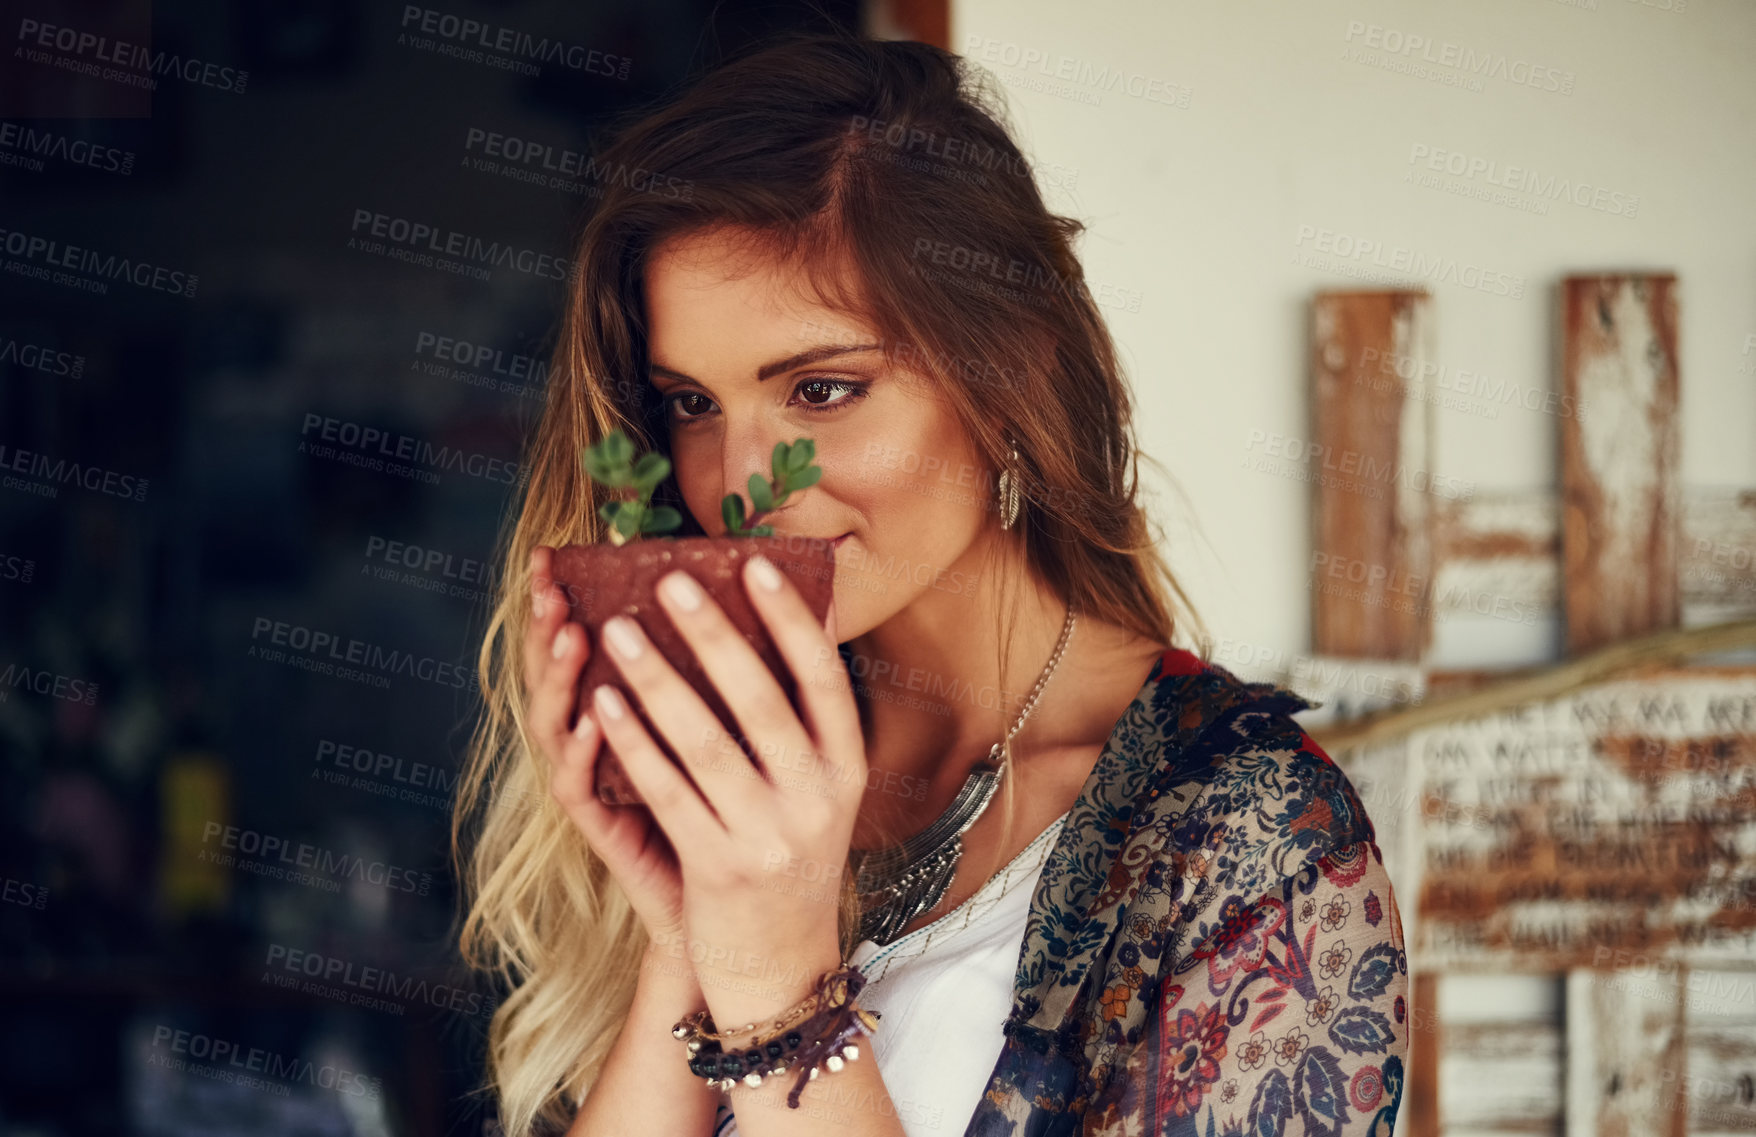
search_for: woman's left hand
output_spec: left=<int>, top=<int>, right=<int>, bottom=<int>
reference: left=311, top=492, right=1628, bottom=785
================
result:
left=587, top=552, right=864, bottom=1029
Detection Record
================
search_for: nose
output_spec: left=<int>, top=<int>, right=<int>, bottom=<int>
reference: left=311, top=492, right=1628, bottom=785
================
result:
left=719, top=420, right=784, bottom=525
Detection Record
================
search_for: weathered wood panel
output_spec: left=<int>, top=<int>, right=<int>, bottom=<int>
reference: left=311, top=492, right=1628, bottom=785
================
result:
left=1430, top=488, right=1756, bottom=619
left=1311, top=290, right=1436, bottom=661
left=1684, top=490, right=1756, bottom=617
left=1566, top=968, right=1689, bottom=1137
left=1413, top=669, right=1756, bottom=973
left=1684, top=1028, right=1756, bottom=1134
left=1684, top=969, right=1756, bottom=1134
left=1585, top=964, right=1756, bottom=1134
left=1560, top=274, right=1682, bottom=655
left=1440, top=974, right=1566, bottom=1135
left=1410, top=971, right=1442, bottom=1137
left=1431, top=491, right=1562, bottom=631
left=868, top=0, right=949, bottom=48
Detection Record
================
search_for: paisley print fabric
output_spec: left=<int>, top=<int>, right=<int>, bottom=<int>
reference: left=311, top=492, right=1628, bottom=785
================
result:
left=963, top=647, right=1407, bottom=1136
left=704, top=647, right=1406, bottom=1137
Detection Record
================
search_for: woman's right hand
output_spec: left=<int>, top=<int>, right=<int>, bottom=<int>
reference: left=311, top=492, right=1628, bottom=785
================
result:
left=527, top=545, right=688, bottom=946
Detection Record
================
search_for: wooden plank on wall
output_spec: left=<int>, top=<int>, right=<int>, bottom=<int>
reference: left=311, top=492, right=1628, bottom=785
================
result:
left=1430, top=491, right=1562, bottom=629
left=1438, top=974, right=1566, bottom=1134
left=1682, top=971, right=1756, bottom=1134
left=1560, top=274, right=1682, bottom=655
left=1567, top=968, right=1690, bottom=1137
left=1311, top=290, right=1436, bottom=662
left=867, top=0, right=950, bottom=48
left=1683, top=489, right=1756, bottom=617
left=1413, top=669, right=1756, bottom=973
left=1410, top=971, right=1442, bottom=1137
left=1432, top=488, right=1756, bottom=620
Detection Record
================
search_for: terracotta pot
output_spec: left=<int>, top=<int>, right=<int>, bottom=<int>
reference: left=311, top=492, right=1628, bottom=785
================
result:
left=549, top=535, right=838, bottom=805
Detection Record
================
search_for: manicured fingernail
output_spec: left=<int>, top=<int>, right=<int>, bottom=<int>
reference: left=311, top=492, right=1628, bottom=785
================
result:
left=575, top=710, right=596, bottom=739
left=594, top=684, right=627, bottom=720
left=748, top=555, right=782, bottom=593
left=604, top=616, right=643, bottom=659
left=551, top=624, right=573, bottom=659
left=661, top=571, right=703, bottom=611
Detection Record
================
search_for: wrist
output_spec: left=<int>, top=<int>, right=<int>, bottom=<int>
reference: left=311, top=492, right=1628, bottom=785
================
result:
left=681, top=961, right=878, bottom=1099
left=694, top=933, right=844, bottom=1043
left=635, top=938, right=707, bottom=1017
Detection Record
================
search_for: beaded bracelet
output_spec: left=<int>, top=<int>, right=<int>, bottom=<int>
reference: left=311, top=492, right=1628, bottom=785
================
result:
left=672, top=964, right=881, bottom=1108
left=673, top=983, right=819, bottom=1049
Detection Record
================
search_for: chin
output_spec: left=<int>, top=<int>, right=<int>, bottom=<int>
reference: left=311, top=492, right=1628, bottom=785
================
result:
left=823, top=572, right=900, bottom=644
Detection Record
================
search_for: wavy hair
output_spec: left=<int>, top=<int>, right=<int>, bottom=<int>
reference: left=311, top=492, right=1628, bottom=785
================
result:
left=451, top=28, right=1208, bottom=1137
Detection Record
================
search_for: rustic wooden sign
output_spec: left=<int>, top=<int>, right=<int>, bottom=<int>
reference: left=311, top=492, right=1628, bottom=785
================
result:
left=1412, top=667, right=1756, bottom=973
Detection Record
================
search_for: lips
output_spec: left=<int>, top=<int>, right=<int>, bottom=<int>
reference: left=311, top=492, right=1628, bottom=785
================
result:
left=766, top=532, right=850, bottom=572
left=776, top=532, right=850, bottom=550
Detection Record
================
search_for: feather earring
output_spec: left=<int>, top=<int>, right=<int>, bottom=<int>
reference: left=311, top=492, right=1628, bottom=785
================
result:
left=997, top=444, right=1022, bottom=530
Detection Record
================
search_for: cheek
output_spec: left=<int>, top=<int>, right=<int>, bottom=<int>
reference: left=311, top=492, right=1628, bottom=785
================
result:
left=840, top=424, right=991, bottom=541
left=902, top=423, right=990, bottom=527
left=666, top=440, right=721, bottom=529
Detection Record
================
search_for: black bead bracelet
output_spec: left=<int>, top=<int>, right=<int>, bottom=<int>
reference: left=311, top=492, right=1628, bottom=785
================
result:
left=672, top=965, right=881, bottom=1105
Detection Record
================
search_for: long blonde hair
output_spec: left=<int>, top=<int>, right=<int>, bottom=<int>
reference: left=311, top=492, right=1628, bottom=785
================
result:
left=451, top=29, right=1207, bottom=1137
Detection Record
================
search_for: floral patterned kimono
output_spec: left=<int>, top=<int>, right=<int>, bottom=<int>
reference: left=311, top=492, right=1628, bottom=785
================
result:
left=713, top=646, right=1407, bottom=1137
left=968, top=647, right=1407, bottom=1136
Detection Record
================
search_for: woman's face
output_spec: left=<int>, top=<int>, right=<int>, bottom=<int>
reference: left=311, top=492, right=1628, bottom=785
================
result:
left=641, top=226, right=998, bottom=640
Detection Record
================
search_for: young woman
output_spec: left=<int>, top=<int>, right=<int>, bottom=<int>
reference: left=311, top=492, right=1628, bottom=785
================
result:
left=454, top=31, right=1407, bottom=1137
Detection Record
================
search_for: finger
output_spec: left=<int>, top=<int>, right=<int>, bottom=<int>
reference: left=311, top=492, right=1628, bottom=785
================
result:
left=549, top=708, right=659, bottom=853
left=596, top=609, right=770, bottom=820
left=549, top=709, right=615, bottom=838
left=650, top=567, right=824, bottom=784
left=741, top=555, right=863, bottom=771
left=530, top=613, right=591, bottom=759
left=523, top=546, right=571, bottom=689
left=590, top=683, right=725, bottom=845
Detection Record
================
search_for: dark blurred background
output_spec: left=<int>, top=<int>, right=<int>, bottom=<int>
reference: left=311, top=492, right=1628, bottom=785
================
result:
left=0, top=2, right=914, bottom=1134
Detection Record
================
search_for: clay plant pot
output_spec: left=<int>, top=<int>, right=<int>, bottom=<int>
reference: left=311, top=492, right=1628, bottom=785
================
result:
left=550, top=535, right=838, bottom=805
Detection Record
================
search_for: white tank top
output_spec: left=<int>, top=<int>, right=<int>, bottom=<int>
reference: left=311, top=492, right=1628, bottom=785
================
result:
left=713, top=811, right=1070, bottom=1137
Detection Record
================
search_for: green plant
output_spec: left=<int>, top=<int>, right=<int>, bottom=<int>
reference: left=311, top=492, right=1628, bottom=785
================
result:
left=582, top=428, right=822, bottom=545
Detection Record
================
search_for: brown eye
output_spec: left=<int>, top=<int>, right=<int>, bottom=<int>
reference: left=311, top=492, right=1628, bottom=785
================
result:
left=668, top=392, right=714, bottom=420
left=794, top=378, right=867, bottom=409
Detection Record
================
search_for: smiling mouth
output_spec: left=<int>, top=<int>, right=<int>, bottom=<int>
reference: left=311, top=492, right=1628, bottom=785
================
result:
left=771, top=532, right=850, bottom=555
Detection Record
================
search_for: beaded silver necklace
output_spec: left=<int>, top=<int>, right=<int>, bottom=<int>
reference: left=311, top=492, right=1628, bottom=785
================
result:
left=851, top=606, right=1078, bottom=946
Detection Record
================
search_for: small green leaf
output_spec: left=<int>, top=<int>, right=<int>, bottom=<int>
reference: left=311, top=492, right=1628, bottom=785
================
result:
left=772, top=441, right=790, bottom=480
left=786, top=466, right=822, bottom=493
left=582, top=448, right=612, bottom=481
left=746, top=523, right=774, bottom=537
left=788, top=439, right=815, bottom=473
left=748, top=473, right=773, bottom=513
left=721, top=493, right=746, bottom=535
left=597, top=501, right=622, bottom=526
left=583, top=443, right=633, bottom=487
left=631, top=451, right=671, bottom=493
left=641, top=505, right=682, bottom=534
left=605, top=430, right=634, bottom=465
left=613, top=501, right=644, bottom=538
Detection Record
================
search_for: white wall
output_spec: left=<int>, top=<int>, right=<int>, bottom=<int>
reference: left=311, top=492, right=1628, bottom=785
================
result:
left=950, top=0, right=1756, bottom=674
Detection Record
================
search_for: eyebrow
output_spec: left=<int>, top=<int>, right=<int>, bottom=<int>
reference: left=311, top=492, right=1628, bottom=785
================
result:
left=649, top=343, right=884, bottom=386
